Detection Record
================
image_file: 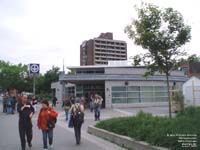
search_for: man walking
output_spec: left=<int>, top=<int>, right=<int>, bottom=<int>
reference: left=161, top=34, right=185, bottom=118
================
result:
left=17, top=96, right=35, bottom=150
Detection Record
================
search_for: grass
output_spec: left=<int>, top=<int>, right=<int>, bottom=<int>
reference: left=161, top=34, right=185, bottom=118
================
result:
left=95, top=107, right=200, bottom=150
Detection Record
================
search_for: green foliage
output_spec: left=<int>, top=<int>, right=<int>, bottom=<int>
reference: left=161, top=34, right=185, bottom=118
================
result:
left=177, top=106, right=200, bottom=118
left=179, top=54, right=200, bottom=66
left=0, top=60, right=32, bottom=92
left=172, top=92, right=184, bottom=111
left=0, top=60, right=60, bottom=95
left=96, top=108, right=200, bottom=150
left=173, top=92, right=184, bottom=102
left=42, top=66, right=60, bottom=93
left=125, top=3, right=191, bottom=74
left=187, top=54, right=200, bottom=63
left=125, top=3, right=191, bottom=118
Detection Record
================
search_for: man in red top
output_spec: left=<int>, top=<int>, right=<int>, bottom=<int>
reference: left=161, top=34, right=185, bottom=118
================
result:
left=37, top=100, right=58, bottom=150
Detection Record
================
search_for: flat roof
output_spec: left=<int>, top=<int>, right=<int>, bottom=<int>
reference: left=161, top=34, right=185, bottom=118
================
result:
left=60, top=74, right=188, bottom=82
left=67, top=65, right=146, bottom=70
left=93, top=38, right=126, bottom=43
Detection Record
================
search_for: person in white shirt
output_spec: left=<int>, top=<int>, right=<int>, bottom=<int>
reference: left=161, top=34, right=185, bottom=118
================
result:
left=93, top=94, right=103, bottom=121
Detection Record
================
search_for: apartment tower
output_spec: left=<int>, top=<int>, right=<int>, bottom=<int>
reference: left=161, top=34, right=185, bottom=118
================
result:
left=80, top=32, right=127, bottom=66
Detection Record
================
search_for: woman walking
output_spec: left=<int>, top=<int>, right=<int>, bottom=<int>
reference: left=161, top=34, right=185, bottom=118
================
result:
left=69, top=98, right=84, bottom=145
left=37, top=100, right=58, bottom=150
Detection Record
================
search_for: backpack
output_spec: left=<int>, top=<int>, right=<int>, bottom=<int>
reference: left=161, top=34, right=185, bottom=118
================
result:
left=73, top=106, right=84, bottom=125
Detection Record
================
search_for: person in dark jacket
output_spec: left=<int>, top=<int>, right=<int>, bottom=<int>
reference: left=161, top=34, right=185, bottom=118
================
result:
left=12, top=96, right=17, bottom=113
left=17, top=96, right=34, bottom=150
left=3, top=95, right=8, bottom=113
left=52, top=96, right=57, bottom=107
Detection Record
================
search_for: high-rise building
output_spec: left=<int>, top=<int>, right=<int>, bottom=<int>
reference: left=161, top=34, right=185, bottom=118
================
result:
left=80, top=32, right=127, bottom=66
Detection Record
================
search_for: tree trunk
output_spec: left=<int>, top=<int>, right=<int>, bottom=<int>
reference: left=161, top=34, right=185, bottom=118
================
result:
left=166, top=73, right=172, bottom=118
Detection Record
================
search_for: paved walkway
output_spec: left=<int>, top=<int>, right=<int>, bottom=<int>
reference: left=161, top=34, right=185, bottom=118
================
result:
left=0, top=102, right=170, bottom=150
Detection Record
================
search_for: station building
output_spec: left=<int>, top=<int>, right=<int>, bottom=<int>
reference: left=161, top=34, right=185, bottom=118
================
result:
left=58, top=64, right=187, bottom=108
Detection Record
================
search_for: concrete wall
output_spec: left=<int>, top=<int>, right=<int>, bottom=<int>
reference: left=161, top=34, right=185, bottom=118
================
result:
left=105, top=67, right=184, bottom=76
left=88, top=126, right=169, bottom=150
left=51, top=82, right=63, bottom=103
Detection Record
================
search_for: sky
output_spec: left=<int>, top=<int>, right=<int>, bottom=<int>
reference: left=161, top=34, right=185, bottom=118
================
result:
left=0, top=0, right=199, bottom=73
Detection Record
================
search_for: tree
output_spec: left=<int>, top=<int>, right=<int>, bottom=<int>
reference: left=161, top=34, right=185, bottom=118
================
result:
left=42, top=66, right=60, bottom=94
left=125, top=3, right=191, bottom=118
left=179, top=54, right=200, bottom=65
left=0, top=60, right=32, bottom=92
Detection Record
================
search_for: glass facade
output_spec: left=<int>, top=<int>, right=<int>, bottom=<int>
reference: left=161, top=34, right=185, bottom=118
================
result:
left=112, top=86, right=168, bottom=104
left=65, top=87, right=75, bottom=97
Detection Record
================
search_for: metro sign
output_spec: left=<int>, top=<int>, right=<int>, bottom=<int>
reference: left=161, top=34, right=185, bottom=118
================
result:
left=29, top=64, right=40, bottom=75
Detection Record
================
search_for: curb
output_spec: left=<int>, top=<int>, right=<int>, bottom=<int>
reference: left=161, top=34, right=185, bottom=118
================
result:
left=87, top=126, right=169, bottom=150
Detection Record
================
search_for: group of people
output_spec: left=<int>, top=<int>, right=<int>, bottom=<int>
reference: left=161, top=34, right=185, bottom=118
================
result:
left=2, top=93, right=102, bottom=150
left=17, top=95, right=85, bottom=150
left=63, top=94, right=103, bottom=122
left=3, top=95, right=17, bottom=114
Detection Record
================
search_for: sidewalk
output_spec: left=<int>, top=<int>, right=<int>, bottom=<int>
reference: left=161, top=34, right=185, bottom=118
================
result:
left=0, top=101, right=171, bottom=150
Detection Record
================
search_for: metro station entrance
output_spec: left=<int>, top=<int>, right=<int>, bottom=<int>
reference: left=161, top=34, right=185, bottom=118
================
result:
left=76, top=83, right=105, bottom=108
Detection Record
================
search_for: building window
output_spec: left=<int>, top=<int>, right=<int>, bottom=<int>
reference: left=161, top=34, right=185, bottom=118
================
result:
left=111, top=86, right=168, bottom=104
left=112, top=86, right=126, bottom=91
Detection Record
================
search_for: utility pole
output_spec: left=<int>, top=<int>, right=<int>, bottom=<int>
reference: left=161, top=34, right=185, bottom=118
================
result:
left=29, top=64, right=40, bottom=96
left=33, top=75, right=36, bottom=96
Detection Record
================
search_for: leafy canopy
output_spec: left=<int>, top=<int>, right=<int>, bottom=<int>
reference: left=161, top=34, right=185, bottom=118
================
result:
left=125, top=3, right=191, bottom=76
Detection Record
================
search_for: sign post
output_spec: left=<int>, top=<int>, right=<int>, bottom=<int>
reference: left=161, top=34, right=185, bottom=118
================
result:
left=29, top=64, right=40, bottom=96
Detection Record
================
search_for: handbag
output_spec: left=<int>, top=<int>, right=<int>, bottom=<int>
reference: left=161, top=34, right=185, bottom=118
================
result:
left=68, top=114, right=74, bottom=128
left=47, top=118, right=57, bottom=129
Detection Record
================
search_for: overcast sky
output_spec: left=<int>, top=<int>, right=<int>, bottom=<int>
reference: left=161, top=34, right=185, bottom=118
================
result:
left=0, top=0, right=199, bottom=73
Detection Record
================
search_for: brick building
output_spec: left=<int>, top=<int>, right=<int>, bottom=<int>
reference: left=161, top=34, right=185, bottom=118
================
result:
left=80, top=32, right=127, bottom=66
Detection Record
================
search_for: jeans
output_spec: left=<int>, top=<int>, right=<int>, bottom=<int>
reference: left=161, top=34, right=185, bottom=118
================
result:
left=6, top=106, right=13, bottom=114
left=94, top=106, right=101, bottom=120
left=42, top=129, right=53, bottom=149
left=65, top=110, right=69, bottom=121
left=73, top=124, right=82, bottom=144
left=89, top=102, right=93, bottom=112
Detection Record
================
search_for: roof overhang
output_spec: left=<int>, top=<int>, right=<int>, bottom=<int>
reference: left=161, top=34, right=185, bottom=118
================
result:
left=59, top=74, right=188, bottom=83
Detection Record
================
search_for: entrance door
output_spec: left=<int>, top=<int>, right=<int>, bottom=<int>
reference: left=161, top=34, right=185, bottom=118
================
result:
left=76, top=83, right=105, bottom=108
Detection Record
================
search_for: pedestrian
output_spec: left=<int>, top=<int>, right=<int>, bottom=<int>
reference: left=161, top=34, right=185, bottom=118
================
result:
left=12, top=96, right=17, bottom=113
left=17, top=96, right=35, bottom=150
left=37, top=100, right=58, bottom=150
left=89, top=94, right=94, bottom=112
left=62, top=97, right=71, bottom=121
left=94, top=94, right=103, bottom=121
left=6, top=96, right=13, bottom=114
left=69, top=98, right=84, bottom=145
left=32, top=96, right=38, bottom=112
left=52, top=96, right=57, bottom=107
left=3, top=95, right=7, bottom=113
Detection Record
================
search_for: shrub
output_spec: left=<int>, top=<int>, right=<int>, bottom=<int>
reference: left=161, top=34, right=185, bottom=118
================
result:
left=96, top=107, right=200, bottom=150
